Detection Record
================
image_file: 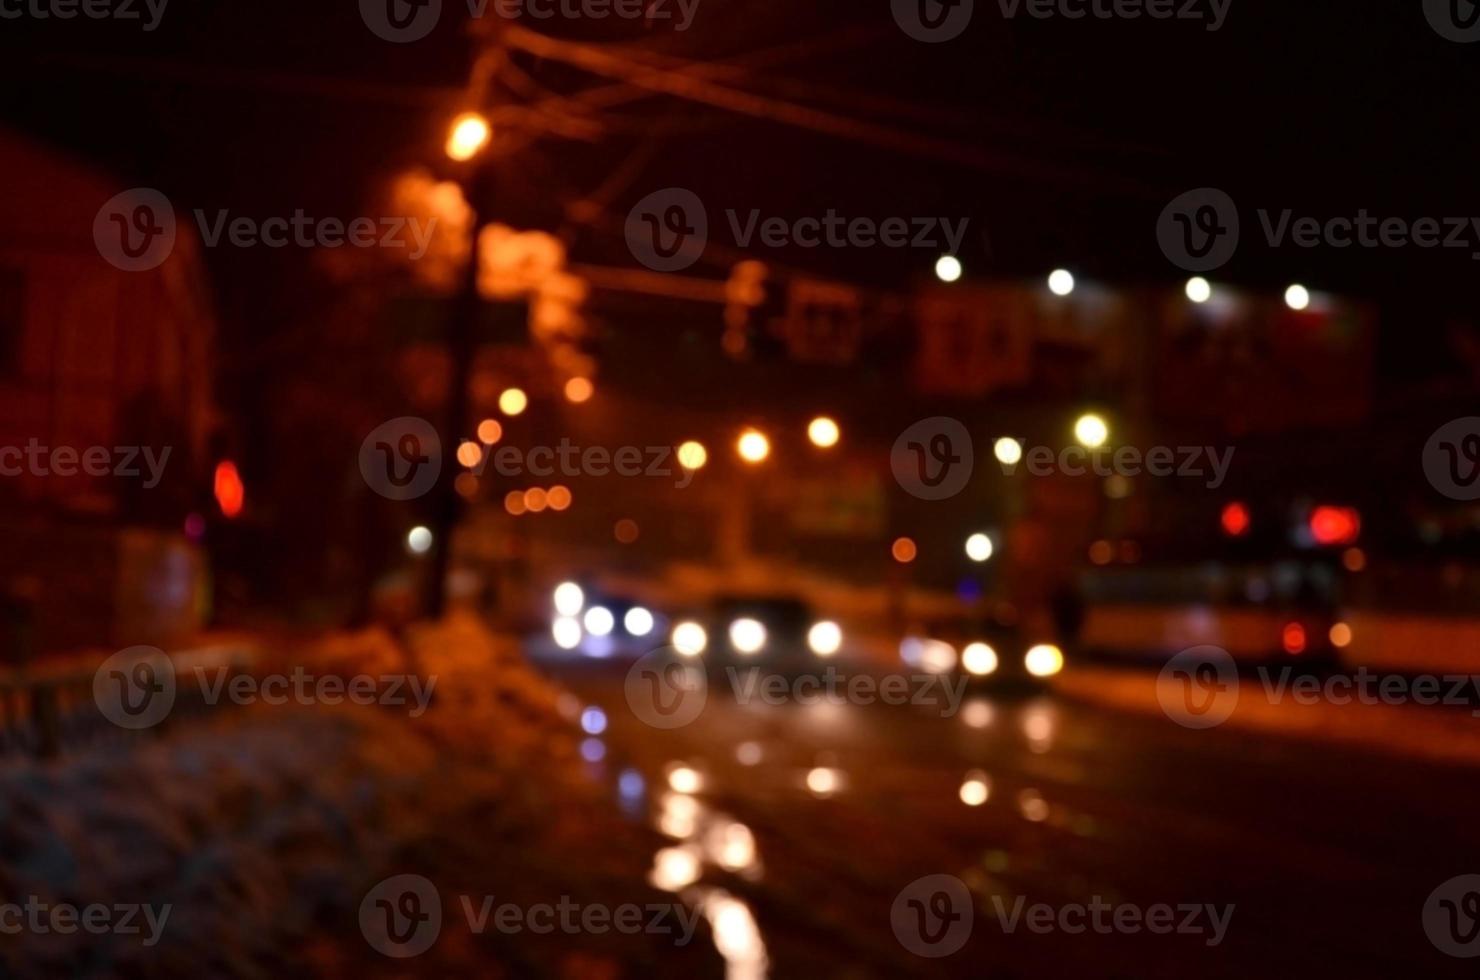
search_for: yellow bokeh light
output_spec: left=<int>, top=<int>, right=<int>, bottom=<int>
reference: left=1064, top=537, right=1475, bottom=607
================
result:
left=737, top=430, right=770, bottom=464
left=677, top=440, right=708, bottom=470
left=446, top=112, right=491, bottom=162
left=807, top=416, right=840, bottom=448
left=499, top=388, right=528, bottom=416
left=1074, top=413, right=1109, bottom=449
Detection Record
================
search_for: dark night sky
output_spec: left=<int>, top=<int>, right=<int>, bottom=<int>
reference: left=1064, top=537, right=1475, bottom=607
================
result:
left=3, top=0, right=1478, bottom=385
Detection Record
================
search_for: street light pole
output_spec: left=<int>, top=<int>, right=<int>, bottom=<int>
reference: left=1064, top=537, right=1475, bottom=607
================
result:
left=422, top=140, right=495, bottom=620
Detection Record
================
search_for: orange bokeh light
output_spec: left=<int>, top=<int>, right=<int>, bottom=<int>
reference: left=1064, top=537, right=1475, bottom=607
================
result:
left=564, top=377, right=594, bottom=404
left=891, top=537, right=917, bottom=563
left=524, top=487, right=548, bottom=512
left=477, top=419, right=503, bottom=444
left=547, top=485, right=572, bottom=511
left=457, top=441, right=483, bottom=468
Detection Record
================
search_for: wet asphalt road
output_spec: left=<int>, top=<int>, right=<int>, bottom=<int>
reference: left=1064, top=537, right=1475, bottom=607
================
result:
left=531, top=641, right=1480, bottom=978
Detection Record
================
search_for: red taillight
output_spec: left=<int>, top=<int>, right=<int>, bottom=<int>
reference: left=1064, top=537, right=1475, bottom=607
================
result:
left=1282, top=622, right=1306, bottom=655
left=214, top=460, right=244, bottom=519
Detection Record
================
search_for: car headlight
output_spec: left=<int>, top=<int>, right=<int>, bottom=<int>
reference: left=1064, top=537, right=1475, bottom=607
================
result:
left=583, top=606, right=615, bottom=637
left=624, top=606, right=655, bottom=637
left=729, top=618, right=767, bottom=654
left=553, top=582, right=584, bottom=617
left=672, top=621, right=707, bottom=656
left=1024, top=644, right=1064, bottom=678
left=551, top=617, right=582, bottom=650
left=962, top=642, right=998, bottom=676
left=807, top=621, right=842, bottom=656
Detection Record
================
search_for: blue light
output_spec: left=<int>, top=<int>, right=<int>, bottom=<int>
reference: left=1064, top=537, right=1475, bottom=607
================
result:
left=580, top=706, right=608, bottom=735
left=580, top=738, right=606, bottom=762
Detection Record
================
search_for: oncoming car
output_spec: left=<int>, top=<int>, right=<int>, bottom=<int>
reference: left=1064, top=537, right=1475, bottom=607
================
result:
left=900, top=616, right=1065, bottom=691
left=665, top=594, right=845, bottom=670
left=547, top=580, right=663, bottom=656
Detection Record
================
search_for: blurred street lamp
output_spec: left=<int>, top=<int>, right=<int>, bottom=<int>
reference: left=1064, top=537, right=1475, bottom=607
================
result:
left=737, top=429, right=770, bottom=464
left=891, top=537, right=917, bottom=563
left=499, top=387, right=528, bottom=416
left=1048, top=269, right=1075, bottom=296
left=1185, top=276, right=1212, bottom=303
left=564, top=377, right=594, bottom=404
left=1285, top=283, right=1311, bottom=311
left=406, top=526, right=433, bottom=555
left=807, top=416, right=840, bottom=448
left=1074, top=413, right=1109, bottom=449
left=677, top=440, right=708, bottom=471
left=934, top=255, right=963, bottom=283
left=446, top=112, right=491, bottom=162
left=477, top=418, right=503, bottom=444
left=965, top=533, right=994, bottom=562
left=993, top=437, right=1022, bottom=467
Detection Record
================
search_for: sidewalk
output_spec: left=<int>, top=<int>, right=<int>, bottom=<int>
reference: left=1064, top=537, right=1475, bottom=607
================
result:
left=1056, top=665, right=1480, bottom=768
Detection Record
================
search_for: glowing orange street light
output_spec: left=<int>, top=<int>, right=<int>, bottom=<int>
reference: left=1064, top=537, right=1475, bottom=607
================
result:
left=892, top=537, right=917, bottom=563
left=499, top=388, right=528, bottom=416
left=446, top=112, right=491, bottom=162
left=564, top=377, right=594, bottom=404
left=807, top=416, right=840, bottom=448
left=737, top=429, right=770, bottom=464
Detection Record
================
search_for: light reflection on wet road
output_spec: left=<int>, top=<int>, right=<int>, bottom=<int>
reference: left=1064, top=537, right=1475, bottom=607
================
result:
left=538, top=641, right=1480, bottom=978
